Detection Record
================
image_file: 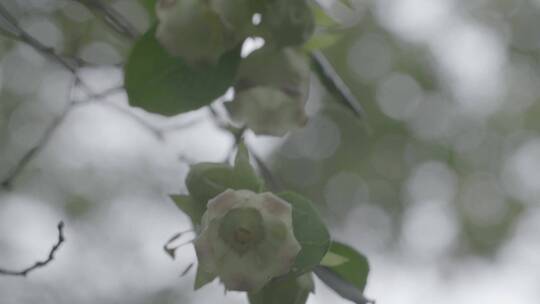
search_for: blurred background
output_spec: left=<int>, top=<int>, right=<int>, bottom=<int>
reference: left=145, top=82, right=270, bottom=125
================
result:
left=1, top=0, right=539, bottom=303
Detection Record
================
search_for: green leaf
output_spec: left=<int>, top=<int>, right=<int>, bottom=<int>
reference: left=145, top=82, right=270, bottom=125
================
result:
left=185, top=163, right=236, bottom=207
left=248, top=272, right=314, bottom=304
left=194, top=264, right=217, bottom=290
left=310, top=2, right=339, bottom=28
left=320, top=251, right=349, bottom=267
left=124, top=26, right=241, bottom=116
left=324, top=242, right=369, bottom=292
left=315, top=267, right=373, bottom=304
left=277, top=192, right=331, bottom=277
left=184, top=147, right=265, bottom=222
left=139, top=0, right=157, bottom=23
left=310, top=51, right=366, bottom=119
left=170, top=195, right=206, bottom=226
left=314, top=242, right=373, bottom=304
left=233, top=143, right=264, bottom=192
left=304, top=31, right=343, bottom=51
left=338, top=0, right=355, bottom=9
left=261, top=0, right=315, bottom=47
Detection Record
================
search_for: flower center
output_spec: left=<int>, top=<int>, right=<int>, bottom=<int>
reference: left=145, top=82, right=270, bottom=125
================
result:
left=234, top=227, right=253, bottom=244
left=219, top=207, right=265, bottom=255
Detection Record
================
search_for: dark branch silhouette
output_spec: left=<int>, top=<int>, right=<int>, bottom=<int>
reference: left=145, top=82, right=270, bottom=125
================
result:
left=0, top=3, right=187, bottom=189
left=0, top=221, right=65, bottom=277
left=72, top=0, right=140, bottom=39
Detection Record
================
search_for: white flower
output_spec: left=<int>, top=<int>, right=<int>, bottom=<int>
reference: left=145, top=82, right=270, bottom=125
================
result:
left=261, top=0, right=315, bottom=47
left=226, top=87, right=308, bottom=136
left=194, top=189, right=301, bottom=291
left=226, top=48, right=310, bottom=136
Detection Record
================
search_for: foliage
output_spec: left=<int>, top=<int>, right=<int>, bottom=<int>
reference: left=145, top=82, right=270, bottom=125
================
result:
left=248, top=273, right=314, bottom=304
left=112, top=0, right=368, bottom=304
left=322, top=241, right=370, bottom=292
left=125, top=26, right=241, bottom=116
left=0, top=0, right=372, bottom=303
left=277, top=192, right=331, bottom=277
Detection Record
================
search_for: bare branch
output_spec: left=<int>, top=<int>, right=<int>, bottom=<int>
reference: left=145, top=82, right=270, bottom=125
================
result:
left=0, top=3, right=78, bottom=72
left=245, top=143, right=284, bottom=192
left=0, top=221, right=66, bottom=277
left=1, top=105, right=75, bottom=189
left=1, top=75, right=80, bottom=189
left=97, top=101, right=164, bottom=139
left=160, top=118, right=207, bottom=134
left=207, top=106, right=285, bottom=192
left=72, top=0, right=140, bottom=39
left=0, top=3, right=22, bottom=38
left=0, top=5, right=173, bottom=188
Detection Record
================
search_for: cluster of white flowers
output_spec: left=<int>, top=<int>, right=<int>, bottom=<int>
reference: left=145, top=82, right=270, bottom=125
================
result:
left=156, top=0, right=252, bottom=65
left=155, top=0, right=314, bottom=136
left=227, top=47, right=310, bottom=136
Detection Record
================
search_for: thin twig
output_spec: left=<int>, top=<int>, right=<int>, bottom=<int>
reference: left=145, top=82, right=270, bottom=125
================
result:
left=0, top=3, right=21, bottom=38
left=160, top=117, right=207, bottom=133
left=1, top=76, right=80, bottom=189
left=1, top=103, right=77, bottom=189
left=0, top=3, right=79, bottom=83
left=0, top=0, right=185, bottom=279
left=99, top=102, right=164, bottom=139
left=0, top=221, right=66, bottom=277
left=0, top=4, right=107, bottom=70
left=0, top=3, right=78, bottom=72
left=245, top=143, right=284, bottom=192
left=0, top=23, right=18, bottom=39
left=223, top=126, right=247, bottom=163
left=72, top=0, right=140, bottom=39
left=0, top=4, right=171, bottom=188
left=207, top=106, right=284, bottom=192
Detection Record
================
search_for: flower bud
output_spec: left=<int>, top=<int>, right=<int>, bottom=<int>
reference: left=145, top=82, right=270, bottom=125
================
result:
left=194, top=189, right=301, bottom=292
left=210, top=0, right=254, bottom=39
left=236, top=47, right=310, bottom=92
left=226, top=47, right=310, bottom=136
left=261, top=0, right=315, bottom=47
left=225, top=48, right=309, bottom=136
left=226, top=87, right=308, bottom=136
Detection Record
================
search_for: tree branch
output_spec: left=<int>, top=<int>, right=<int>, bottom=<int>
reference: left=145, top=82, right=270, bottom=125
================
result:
left=245, top=143, right=284, bottom=192
left=0, top=221, right=66, bottom=277
left=1, top=99, right=77, bottom=189
left=207, top=106, right=284, bottom=192
left=72, top=0, right=140, bottom=39
left=0, top=4, right=173, bottom=189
